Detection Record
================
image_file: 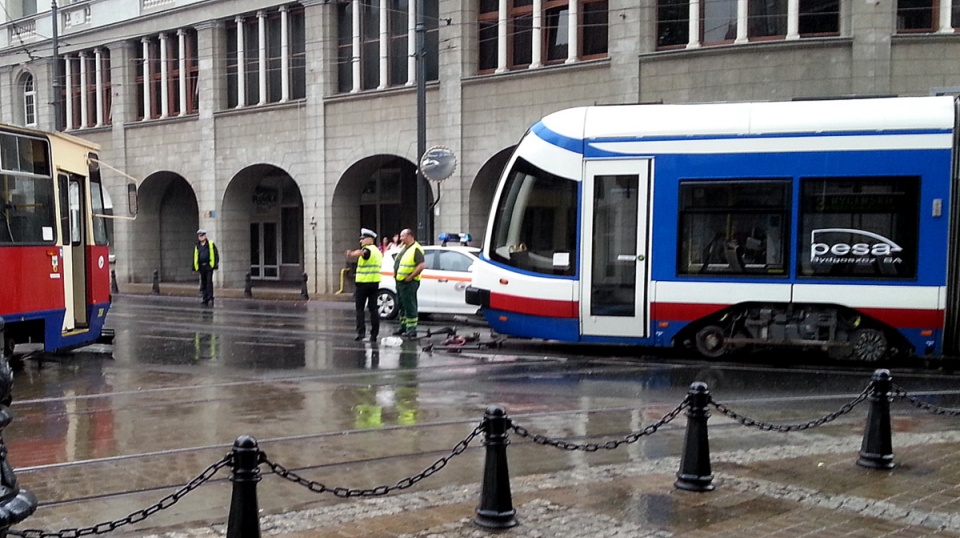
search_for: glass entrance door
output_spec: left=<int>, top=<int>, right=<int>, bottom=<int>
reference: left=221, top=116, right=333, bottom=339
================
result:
left=250, top=221, right=280, bottom=280
left=580, top=160, right=651, bottom=338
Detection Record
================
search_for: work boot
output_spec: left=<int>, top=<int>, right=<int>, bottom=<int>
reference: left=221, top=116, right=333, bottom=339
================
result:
left=392, top=327, right=405, bottom=336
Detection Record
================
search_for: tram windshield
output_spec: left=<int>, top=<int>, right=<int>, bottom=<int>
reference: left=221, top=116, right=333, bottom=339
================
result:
left=489, top=157, right=577, bottom=276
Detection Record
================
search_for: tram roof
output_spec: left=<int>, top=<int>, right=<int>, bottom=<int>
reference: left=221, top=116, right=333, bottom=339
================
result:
left=538, top=96, right=957, bottom=141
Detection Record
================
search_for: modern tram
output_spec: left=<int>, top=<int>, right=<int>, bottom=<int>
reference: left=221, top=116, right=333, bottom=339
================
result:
left=1, top=123, right=114, bottom=356
left=466, top=96, right=960, bottom=361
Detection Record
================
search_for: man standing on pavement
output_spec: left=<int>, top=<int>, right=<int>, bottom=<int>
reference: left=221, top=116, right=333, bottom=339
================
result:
left=345, top=228, right=383, bottom=341
left=393, top=228, right=425, bottom=338
left=193, top=229, right=219, bottom=307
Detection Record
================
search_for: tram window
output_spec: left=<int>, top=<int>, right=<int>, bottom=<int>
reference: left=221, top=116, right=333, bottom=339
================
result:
left=490, top=157, right=577, bottom=276
left=798, top=177, right=918, bottom=279
left=677, top=180, right=791, bottom=276
left=0, top=174, right=55, bottom=244
left=0, top=133, right=50, bottom=176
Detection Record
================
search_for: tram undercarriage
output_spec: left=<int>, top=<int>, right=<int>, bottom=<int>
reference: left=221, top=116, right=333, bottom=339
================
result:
left=677, top=303, right=911, bottom=362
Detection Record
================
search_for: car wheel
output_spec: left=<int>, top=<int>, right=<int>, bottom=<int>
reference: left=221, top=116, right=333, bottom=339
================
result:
left=377, top=289, right=398, bottom=320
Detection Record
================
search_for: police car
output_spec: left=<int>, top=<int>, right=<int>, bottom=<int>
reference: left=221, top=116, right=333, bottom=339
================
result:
left=377, top=233, right=481, bottom=320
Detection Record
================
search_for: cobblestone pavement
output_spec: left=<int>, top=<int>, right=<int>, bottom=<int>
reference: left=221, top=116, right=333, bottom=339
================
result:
left=128, top=428, right=960, bottom=538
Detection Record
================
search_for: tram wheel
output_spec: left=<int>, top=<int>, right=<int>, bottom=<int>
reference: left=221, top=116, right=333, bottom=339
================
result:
left=852, top=328, right=888, bottom=362
left=695, top=325, right=727, bottom=358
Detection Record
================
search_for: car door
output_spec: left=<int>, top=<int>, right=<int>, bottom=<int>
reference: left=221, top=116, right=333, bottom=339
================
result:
left=417, top=249, right=440, bottom=312
left=430, top=250, right=476, bottom=313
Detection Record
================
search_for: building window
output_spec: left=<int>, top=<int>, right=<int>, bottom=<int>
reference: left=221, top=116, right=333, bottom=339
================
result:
left=703, top=0, right=738, bottom=43
left=657, top=0, right=689, bottom=48
left=658, top=0, right=838, bottom=49
left=478, top=0, right=607, bottom=74
left=337, top=0, right=438, bottom=93
left=226, top=5, right=306, bottom=108
left=748, top=0, right=788, bottom=38
left=799, top=177, right=919, bottom=279
left=799, top=0, right=840, bottom=35
left=478, top=0, right=499, bottom=71
left=21, top=74, right=37, bottom=126
left=677, top=180, right=791, bottom=276
left=62, top=49, right=112, bottom=129
left=135, top=30, right=198, bottom=120
left=897, top=0, right=935, bottom=31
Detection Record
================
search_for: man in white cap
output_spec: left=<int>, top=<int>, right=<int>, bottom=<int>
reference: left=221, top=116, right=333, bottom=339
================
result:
left=344, top=228, right=382, bottom=341
left=193, top=229, right=219, bottom=306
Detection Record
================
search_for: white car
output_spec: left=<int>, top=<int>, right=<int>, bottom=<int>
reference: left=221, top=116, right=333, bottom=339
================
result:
left=377, top=245, right=482, bottom=319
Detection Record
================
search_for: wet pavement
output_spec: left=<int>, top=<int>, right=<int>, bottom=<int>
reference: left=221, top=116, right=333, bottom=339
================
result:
left=4, top=292, right=960, bottom=537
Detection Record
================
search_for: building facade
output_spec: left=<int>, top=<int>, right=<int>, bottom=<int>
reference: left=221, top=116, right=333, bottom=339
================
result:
left=1, top=0, right=959, bottom=293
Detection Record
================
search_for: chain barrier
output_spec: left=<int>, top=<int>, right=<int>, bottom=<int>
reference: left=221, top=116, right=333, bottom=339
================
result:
left=263, top=422, right=485, bottom=498
left=9, top=453, right=233, bottom=538
left=709, top=383, right=873, bottom=432
left=892, top=384, right=960, bottom=416
left=510, top=398, right=689, bottom=451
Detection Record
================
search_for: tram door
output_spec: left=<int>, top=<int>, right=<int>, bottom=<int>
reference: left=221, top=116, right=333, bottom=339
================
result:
left=580, top=160, right=651, bottom=338
left=58, top=173, right=89, bottom=331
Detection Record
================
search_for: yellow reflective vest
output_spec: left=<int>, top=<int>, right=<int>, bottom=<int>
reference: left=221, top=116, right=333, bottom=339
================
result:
left=193, top=241, right=217, bottom=271
left=356, top=244, right=383, bottom=283
left=395, top=242, right=425, bottom=281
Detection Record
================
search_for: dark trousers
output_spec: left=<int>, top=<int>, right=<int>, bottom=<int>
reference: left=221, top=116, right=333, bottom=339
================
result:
left=396, top=279, right=420, bottom=332
left=198, top=267, right=214, bottom=304
left=355, top=282, right=380, bottom=337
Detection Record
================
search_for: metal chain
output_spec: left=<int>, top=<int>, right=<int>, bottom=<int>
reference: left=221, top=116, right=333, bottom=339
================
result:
left=264, top=422, right=484, bottom=498
left=10, top=453, right=233, bottom=538
left=892, top=384, right=960, bottom=416
left=510, top=399, right=689, bottom=451
left=710, top=384, right=873, bottom=432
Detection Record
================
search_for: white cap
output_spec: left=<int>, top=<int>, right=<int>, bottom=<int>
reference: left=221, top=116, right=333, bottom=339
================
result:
left=360, top=228, right=377, bottom=239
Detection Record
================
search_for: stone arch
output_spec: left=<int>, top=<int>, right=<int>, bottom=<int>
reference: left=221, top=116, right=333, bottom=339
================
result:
left=469, top=147, right=514, bottom=242
left=331, top=154, right=433, bottom=259
left=222, top=164, right=304, bottom=288
left=130, top=172, right=197, bottom=282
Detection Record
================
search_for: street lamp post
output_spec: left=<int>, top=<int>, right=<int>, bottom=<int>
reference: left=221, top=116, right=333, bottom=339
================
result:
left=415, top=0, right=428, bottom=242
left=51, top=1, right=64, bottom=131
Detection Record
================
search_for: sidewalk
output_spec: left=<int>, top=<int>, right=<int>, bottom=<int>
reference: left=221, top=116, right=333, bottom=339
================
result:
left=134, top=428, right=960, bottom=538
left=117, top=281, right=351, bottom=302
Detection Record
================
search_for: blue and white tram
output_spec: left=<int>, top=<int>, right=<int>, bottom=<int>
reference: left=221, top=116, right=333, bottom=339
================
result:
left=466, top=96, right=960, bottom=361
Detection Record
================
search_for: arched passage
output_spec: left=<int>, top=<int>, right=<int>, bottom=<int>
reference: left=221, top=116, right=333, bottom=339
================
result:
left=469, top=147, right=514, bottom=242
left=130, top=172, right=198, bottom=282
left=222, top=165, right=304, bottom=287
left=331, top=155, right=433, bottom=252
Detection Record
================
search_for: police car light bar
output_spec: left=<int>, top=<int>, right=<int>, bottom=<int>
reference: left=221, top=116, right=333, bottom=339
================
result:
left=438, top=232, right=472, bottom=246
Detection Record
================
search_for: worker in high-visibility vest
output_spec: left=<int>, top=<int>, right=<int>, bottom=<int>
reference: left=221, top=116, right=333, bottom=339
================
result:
left=393, top=228, right=425, bottom=338
left=193, top=229, right=219, bottom=307
left=345, top=228, right=383, bottom=341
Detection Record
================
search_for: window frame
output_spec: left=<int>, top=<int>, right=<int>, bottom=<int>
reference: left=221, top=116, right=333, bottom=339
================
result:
left=676, top=179, right=792, bottom=277
left=21, top=74, right=37, bottom=127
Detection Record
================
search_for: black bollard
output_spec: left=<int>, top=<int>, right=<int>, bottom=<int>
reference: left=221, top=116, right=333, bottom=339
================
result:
left=0, top=319, right=38, bottom=538
left=675, top=381, right=715, bottom=492
left=226, top=435, right=262, bottom=538
left=152, top=270, right=160, bottom=295
left=244, top=273, right=253, bottom=298
left=857, top=369, right=895, bottom=470
left=474, top=406, right=518, bottom=529
left=110, top=269, right=119, bottom=294
left=300, top=273, right=309, bottom=300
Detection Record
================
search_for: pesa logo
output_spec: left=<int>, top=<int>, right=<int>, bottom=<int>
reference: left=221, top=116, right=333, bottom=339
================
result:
left=810, top=228, right=903, bottom=262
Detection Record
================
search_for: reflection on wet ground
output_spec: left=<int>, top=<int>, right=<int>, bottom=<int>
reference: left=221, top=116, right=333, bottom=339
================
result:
left=4, top=294, right=960, bottom=535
